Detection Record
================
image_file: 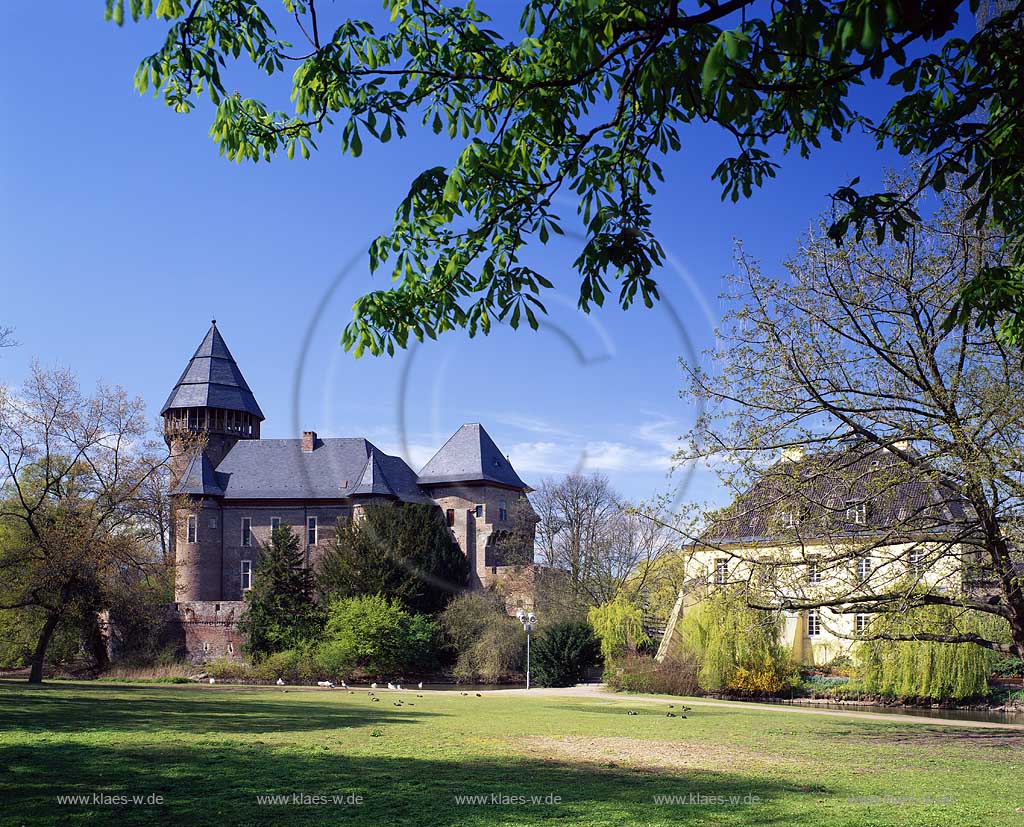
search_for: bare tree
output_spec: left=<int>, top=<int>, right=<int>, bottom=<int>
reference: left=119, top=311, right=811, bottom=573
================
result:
left=0, top=326, right=17, bottom=353
left=534, top=473, right=675, bottom=606
left=0, top=365, right=166, bottom=682
left=677, top=181, right=1024, bottom=657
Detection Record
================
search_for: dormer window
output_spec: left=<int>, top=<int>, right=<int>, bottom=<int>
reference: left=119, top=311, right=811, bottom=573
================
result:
left=846, top=501, right=868, bottom=525
left=777, top=510, right=799, bottom=529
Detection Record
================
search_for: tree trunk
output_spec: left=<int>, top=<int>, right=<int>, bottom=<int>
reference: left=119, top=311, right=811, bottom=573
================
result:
left=28, top=612, right=61, bottom=684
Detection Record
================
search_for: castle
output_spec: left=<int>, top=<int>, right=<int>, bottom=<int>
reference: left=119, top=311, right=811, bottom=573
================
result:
left=163, top=321, right=538, bottom=661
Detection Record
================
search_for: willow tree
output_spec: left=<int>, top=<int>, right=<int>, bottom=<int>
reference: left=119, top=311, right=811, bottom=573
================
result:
left=107, top=1, right=1024, bottom=348
left=678, top=182, right=1023, bottom=659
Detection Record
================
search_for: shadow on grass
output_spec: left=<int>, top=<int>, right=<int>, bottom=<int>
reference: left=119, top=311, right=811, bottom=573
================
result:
left=0, top=681, right=441, bottom=735
left=1, top=740, right=827, bottom=827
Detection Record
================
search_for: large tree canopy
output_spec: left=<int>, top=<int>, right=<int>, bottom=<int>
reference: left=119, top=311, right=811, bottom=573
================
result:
left=108, top=0, right=1024, bottom=352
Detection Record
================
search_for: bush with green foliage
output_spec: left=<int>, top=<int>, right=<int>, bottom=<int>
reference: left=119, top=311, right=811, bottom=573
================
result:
left=319, top=503, right=469, bottom=614
left=439, top=592, right=524, bottom=682
left=679, top=587, right=798, bottom=695
left=530, top=621, right=600, bottom=688
left=856, top=606, right=1004, bottom=701
left=238, top=526, right=324, bottom=659
left=317, top=594, right=438, bottom=678
left=588, top=595, right=650, bottom=664
left=605, top=654, right=701, bottom=697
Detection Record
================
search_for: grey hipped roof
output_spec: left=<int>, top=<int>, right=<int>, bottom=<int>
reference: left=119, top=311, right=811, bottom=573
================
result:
left=172, top=451, right=226, bottom=497
left=160, top=321, right=265, bottom=419
left=417, top=423, right=529, bottom=489
left=211, top=437, right=426, bottom=501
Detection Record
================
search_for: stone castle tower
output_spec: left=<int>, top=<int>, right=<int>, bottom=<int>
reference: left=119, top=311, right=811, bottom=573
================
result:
left=162, top=320, right=264, bottom=601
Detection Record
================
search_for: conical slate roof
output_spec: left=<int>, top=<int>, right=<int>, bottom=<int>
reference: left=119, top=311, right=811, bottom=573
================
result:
left=160, top=321, right=264, bottom=419
left=172, top=450, right=226, bottom=497
left=417, top=423, right=529, bottom=489
left=349, top=450, right=399, bottom=496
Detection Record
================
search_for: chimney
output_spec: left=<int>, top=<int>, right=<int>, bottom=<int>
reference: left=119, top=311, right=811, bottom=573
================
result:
left=302, top=431, right=317, bottom=452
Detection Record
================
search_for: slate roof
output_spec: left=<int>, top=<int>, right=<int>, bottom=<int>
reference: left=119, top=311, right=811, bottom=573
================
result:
left=416, top=423, right=530, bottom=490
left=701, top=442, right=969, bottom=545
left=172, top=451, right=226, bottom=497
left=161, top=321, right=265, bottom=419
left=211, top=437, right=426, bottom=501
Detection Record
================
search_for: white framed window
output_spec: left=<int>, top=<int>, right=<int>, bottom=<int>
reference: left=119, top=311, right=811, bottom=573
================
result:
left=271, top=517, right=281, bottom=531
left=907, top=549, right=925, bottom=575
left=806, top=556, right=822, bottom=585
left=855, top=613, right=870, bottom=636
left=499, top=499, right=508, bottom=521
left=807, top=610, right=821, bottom=637
left=241, top=517, right=252, bottom=547
left=186, top=514, right=197, bottom=544
left=856, top=556, right=872, bottom=580
left=240, top=560, right=252, bottom=591
left=307, top=516, right=318, bottom=546
left=846, top=501, right=867, bottom=525
left=714, top=558, right=728, bottom=585
left=778, top=510, right=798, bottom=529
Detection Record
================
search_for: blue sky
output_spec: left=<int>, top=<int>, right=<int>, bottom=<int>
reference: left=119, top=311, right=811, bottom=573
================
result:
left=0, top=4, right=946, bottom=507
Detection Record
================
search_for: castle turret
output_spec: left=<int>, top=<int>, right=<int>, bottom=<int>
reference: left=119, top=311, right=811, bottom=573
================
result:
left=417, top=424, right=535, bottom=588
left=163, top=320, right=264, bottom=601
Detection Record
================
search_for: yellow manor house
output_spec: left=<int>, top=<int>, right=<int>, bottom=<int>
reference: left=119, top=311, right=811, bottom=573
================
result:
left=660, top=442, right=981, bottom=665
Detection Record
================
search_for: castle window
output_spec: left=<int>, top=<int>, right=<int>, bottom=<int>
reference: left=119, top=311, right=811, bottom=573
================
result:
left=855, top=613, right=870, bottom=636
left=806, top=556, right=822, bottom=584
left=203, top=641, right=210, bottom=653
left=241, top=517, right=252, bottom=547
left=307, top=516, right=318, bottom=546
left=856, top=556, right=872, bottom=580
left=446, top=509, right=455, bottom=527
left=271, top=517, right=281, bottom=532
left=475, top=505, right=483, bottom=518
left=714, top=558, right=728, bottom=585
left=209, top=517, right=217, bottom=529
left=807, top=610, right=821, bottom=637
left=228, top=643, right=234, bottom=655
left=499, top=499, right=508, bottom=521
left=186, top=514, right=197, bottom=544
left=240, top=560, right=252, bottom=591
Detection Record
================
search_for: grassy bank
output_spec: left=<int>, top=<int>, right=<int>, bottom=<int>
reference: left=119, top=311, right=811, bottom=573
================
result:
left=0, top=680, right=1021, bottom=826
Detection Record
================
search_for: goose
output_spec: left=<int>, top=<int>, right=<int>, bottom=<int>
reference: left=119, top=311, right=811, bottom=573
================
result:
left=371, top=682, right=378, bottom=689
left=208, top=677, right=216, bottom=685
left=387, top=682, right=396, bottom=690
left=627, top=710, right=638, bottom=716
left=417, top=681, right=423, bottom=689
left=341, top=680, right=348, bottom=688
left=276, top=678, right=285, bottom=686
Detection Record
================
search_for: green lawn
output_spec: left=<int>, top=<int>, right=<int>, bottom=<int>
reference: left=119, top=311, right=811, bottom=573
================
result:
left=1, top=681, right=1021, bottom=826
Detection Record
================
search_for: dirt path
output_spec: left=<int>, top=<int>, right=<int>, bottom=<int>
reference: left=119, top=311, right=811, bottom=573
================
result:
left=483, top=683, right=1024, bottom=730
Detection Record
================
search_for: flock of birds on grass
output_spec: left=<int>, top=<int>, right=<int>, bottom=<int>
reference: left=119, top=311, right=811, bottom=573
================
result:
left=208, top=674, right=693, bottom=718
left=626, top=703, right=693, bottom=718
